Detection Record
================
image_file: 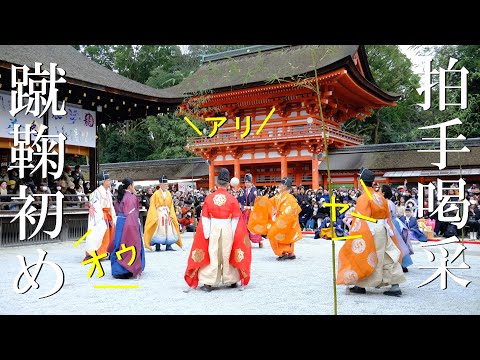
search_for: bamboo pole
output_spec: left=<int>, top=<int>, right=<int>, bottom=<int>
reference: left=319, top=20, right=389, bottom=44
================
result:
left=460, top=165, right=465, bottom=262
left=310, top=49, right=337, bottom=315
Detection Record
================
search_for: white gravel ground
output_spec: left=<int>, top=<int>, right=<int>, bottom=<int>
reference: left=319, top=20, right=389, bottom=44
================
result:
left=0, top=233, right=479, bottom=315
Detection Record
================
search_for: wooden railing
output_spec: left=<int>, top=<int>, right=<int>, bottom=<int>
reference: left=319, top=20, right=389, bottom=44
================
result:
left=187, top=125, right=363, bottom=148
left=0, top=193, right=90, bottom=212
left=0, top=193, right=150, bottom=247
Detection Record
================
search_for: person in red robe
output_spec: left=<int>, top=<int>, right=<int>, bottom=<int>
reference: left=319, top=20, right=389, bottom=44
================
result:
left=184, top=168, right=252, bottom=292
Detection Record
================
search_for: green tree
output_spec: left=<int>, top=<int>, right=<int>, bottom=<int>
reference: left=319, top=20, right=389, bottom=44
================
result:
left=80, top=45, right=182, bottom=84
left=79, top=45, right=249, bottom=90
left=98, top=124, right=125, bottom=163
left=146, top=67, right=187, bottom=88
left=342, top=45, right=422, bottom=144
left=114, top=45, right=181, bottom=84
left=81, top=45, right=117, bottom=70
left=145, top=114, right=204, bottom=159
left=98, top=120, right=155, bottom=163
left=145, top=45, right=248, bottom=89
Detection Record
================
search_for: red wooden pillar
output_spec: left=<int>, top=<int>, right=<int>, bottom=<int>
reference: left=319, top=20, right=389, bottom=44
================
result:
left=311, top=153, right=319, bottom=190
left=295, top=172, right=302, bottom=187
left=281, top=155, right=288, bottom=179
left=353, top=174, right=358, bottom=189
left=251, top=165, right=257, bottom=185
left=209, top=160, right=215, bottom=191
left=234, top=157, right=240, bottom=190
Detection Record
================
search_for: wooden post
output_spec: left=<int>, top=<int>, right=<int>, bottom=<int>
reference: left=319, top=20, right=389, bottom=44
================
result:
left=209, top=160, right=215, bottom=191
left=295, top=172, right=302, bottom=187
left=311, top=153, right=319, bottom=190
left=95, top=111, right=101, bottom=189
left=234, top=157, right=240, bottom=190
left=353, top=174, right=358, bottom=189
left=281, top=155, right=288, bottom=179
left=89, top=147, right=96, bottom=188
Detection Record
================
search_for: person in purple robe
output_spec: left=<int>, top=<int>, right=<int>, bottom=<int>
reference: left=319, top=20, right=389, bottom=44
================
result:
left=111, top=177, right=145, bottom=280
left=236, top=173, right=263, bottom=248
left=382, top=185, right=413, bottom=272
left=400, top=207, right=428, bottom=243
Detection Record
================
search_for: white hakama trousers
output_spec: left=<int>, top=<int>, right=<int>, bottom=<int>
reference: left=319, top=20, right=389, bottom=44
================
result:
left=355, top=221, right=406, bottom=288
left=198, top=219, right=240, bottom=286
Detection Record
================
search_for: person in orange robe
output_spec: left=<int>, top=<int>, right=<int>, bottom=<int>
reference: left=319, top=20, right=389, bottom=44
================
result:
left=184, top=168, right=252, bottom=292
left=248, top=177, right=302, bottom=260
left=337, top=167, right=406, bottom=297
left=143, top=175, right=183, bottom=251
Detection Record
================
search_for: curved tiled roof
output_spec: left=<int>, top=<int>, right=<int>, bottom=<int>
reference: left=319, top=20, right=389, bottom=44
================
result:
left=0, top=45, right=399, bottom=103
left=167, top=45, right=399, bottom=101
left=319, top=138, right=480, bottom=171
left=0, top=45, right=183, bottom=101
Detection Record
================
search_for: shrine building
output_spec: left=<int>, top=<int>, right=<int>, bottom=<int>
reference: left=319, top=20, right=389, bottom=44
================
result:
left=170, top=45, right=400, bottom=190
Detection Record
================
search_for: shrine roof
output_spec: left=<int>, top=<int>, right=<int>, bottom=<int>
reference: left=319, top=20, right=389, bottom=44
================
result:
left=168, top=45, right=400, bottom=102
left=0, top=45, right=183, bottom=102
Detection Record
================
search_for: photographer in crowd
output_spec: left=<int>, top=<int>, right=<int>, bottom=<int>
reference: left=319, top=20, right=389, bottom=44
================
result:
left=140, top=187, right=154, bottom=209
left=179, top=210, right=195, bottom=232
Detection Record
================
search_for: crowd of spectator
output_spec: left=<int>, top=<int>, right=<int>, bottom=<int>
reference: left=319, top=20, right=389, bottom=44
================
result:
left=0, top=164, right=91, bottom=210
left=116, top=181, right=480, bottom=238
left=2, top=166, right=480, bottom=240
